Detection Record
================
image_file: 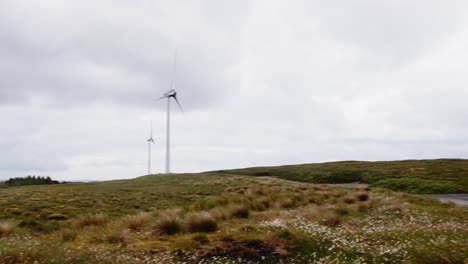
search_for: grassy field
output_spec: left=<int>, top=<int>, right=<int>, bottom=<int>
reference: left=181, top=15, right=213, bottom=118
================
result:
left=213, top=159, right=468, bottom=194
left=0, top=172, right=467, bottom=263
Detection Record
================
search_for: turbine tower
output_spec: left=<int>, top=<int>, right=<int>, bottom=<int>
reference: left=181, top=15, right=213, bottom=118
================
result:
left=147, top=120, right=155, bottom=175
left=156, top=52, right=183, bottom=174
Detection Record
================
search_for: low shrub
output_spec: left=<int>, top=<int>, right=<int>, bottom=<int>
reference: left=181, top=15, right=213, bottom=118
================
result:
left=313, top=171, right=364, bottom=183
left=371, top=178, right=465, bottom=194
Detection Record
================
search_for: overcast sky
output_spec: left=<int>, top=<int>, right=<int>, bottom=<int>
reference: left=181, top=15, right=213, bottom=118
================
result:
left=1, top=0, right=468, bottom=181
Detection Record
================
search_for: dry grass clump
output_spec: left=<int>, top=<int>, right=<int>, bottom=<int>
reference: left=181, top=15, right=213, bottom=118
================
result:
left=303, top=206, right=320, bottom=220
left=333, top=203, right=351, bottom=216
left=356, top=198, right=378, bottom=212
left=277, top=198, right=297, bottom=209
left=355, top=192, right=369, bottom=201
left=105, top=229, right=130, bottom=244
left=318, top=191, right=330, bottom=199
left=185, top=211, right=218, bottom=233
left=154, top=215, right=183, bottom=235
left=343, top=196, right=356, bottom=204
left=228, top=204, right=250, bottom=219
left=121, top=212, right=151, bottom=231
left=331, top=190, right=345, bottom=198
left=320, top=210, right=341, bottom=226
left=209, top=208, right=230, bottom=220
left=0, top=221, right=14, bottom=236
left=308, top=195, right=324, bottom=205
left=57, top=228, right=78, bottom=241
left=356, top=186, right=370, bottom=192
left=252, top=197, right=271, bottom=211
left=73, top=213, right=108, bottom=228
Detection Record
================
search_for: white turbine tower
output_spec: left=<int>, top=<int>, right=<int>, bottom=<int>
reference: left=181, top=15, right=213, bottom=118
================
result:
left=147, top=120, right=155, bottom=175
left=156, top=52, right=183, bottom=174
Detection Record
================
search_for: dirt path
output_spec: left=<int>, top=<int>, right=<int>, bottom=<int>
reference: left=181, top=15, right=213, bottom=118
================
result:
left=424, top=194, right=468, bottom=207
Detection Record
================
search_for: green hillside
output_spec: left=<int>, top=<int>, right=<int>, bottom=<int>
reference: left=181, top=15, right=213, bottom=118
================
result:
left=213, top=159, right=468, bottom=193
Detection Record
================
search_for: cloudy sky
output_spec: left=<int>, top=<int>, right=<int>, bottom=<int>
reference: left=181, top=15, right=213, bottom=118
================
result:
left=1, top=0, right=468, bottom=181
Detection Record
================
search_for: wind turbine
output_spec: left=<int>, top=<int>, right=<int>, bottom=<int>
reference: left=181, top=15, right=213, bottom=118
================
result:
left=156, top=52, right=183, bottom=174
left=147, top=120, right=155, bottom=175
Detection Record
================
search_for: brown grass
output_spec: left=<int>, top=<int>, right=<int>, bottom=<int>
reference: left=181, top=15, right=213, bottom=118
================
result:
left=154, top=215, right=182, bottom=235
left=343, top=196, right=356, bottom=204
left=320, top=210, right=341, bottom=226
left=185, top=211, right=218, bottom=233
left=228, top=204, right=250, bottom=219
left=355, top=192, right=369, bottom=202
left=73, top=213, right=108, bottom=228
left=121, top=212, right=151, bottom=231
left=0, top=221, right=14, bottom=236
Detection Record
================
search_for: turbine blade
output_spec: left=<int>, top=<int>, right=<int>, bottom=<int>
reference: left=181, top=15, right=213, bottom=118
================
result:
left=155, top=95, right=167, bottom=101
left=150, top=120, right=153, bottom=138
left=173, top=96, right=184, bottom=113
left=170, top=50, right=177, bottom=90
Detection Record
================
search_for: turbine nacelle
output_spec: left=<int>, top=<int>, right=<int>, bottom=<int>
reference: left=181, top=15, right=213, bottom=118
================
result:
left=156, top=89, right=183, bottom=113
left=164, top=89, right=177, bottom=98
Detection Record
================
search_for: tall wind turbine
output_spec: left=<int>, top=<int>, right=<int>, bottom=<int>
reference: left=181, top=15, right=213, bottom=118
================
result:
left=147, top=120, right=155, bottom=175
left=156, top=52, right=183, bottom=174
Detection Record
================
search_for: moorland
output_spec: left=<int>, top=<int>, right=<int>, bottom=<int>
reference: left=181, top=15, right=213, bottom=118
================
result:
left=0, top=159, right=467, bottom=263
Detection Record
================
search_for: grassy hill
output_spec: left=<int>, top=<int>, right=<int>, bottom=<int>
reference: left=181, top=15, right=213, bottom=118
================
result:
left=0, top=170, right=467, bottom=263
left=213, top=159, right=468, bottom=193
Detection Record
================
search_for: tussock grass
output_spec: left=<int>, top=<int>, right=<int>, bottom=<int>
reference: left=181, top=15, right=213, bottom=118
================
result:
left=343, top=196, right=356, bottom=204
left=209, top=208, right=229, bottom=220
left=320, top=210, right=341, bottom=226
left=120, top=212, right=151, bottom=231
left=276, top=197, right=297, bottom=209
left=228, top=204, right=250, bottom=219
left=355, top=192, right=369, bottom=202
left=185, top=211, right=218, bottom=233
left=154, top=215, right=183, bottom=235
left=73, top=213, right=108, bottom=228
left=57, top=228, right=78, bottom=241
left=104, top=228, right=130, bottom=244
left=0, top=221, right=14, bottom=236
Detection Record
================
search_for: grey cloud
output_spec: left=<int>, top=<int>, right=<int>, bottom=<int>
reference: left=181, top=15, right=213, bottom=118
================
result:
left=1, top=1, right=468, bottom=181
left=0, top=0, right=248, bottom=109
left=300, top=1, right=468, bottom=68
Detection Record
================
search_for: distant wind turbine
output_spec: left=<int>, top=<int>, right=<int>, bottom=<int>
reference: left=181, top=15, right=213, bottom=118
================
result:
left=156, top=51, right=183, bottom=174
left=147, top=120, right=155, bottom=175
